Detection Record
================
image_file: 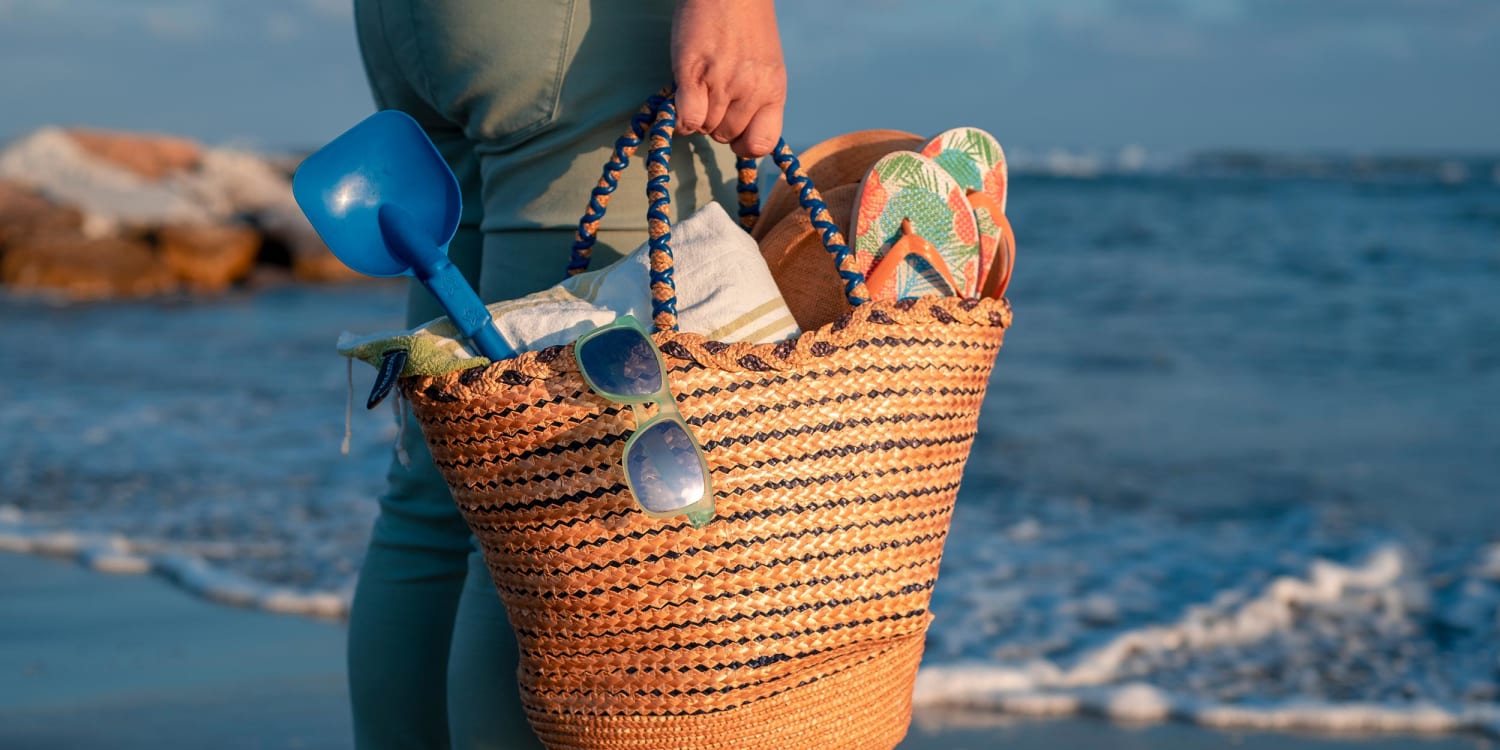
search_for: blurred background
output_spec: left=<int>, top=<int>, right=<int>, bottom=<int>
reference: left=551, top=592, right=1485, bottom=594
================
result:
left=4, top=0, right=1498, bottom=154
left=1, top=1, right=1497, bottom=748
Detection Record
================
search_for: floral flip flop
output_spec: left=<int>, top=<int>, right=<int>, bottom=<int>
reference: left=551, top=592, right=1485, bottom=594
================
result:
left=922, top=127, right=1007, bottom=211
left=853, top=151, right=980, bottom=300
left=921, top=128, right=1012, bottom=297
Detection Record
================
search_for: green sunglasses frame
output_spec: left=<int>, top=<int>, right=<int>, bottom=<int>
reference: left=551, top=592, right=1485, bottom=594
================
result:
left=573, top=315, right=716, bottom=528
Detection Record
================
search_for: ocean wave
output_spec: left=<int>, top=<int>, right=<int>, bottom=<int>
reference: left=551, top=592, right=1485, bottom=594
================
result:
left=0, top=509, right=351, bottom=618
left=917, top=495, right=1500, bottom=738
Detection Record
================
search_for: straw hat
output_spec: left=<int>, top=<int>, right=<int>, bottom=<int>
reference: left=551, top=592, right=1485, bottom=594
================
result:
left=758, top=182, right=860, bottom=331
left=752, top=129, right=923, bottom=241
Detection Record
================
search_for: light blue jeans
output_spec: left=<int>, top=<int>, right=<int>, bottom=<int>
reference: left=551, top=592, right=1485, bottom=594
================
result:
left=348, top=1, right=737, bottom=747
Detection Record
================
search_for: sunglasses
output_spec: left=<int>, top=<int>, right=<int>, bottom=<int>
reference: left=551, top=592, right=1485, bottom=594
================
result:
left=574, top=315, right=715, bottom=528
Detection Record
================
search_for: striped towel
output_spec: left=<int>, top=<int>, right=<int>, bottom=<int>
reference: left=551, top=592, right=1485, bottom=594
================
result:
left=339, top=201, right=800, bottom=377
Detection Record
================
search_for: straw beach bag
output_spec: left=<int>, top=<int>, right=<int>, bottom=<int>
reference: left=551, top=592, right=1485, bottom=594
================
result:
left=400, top=91, right=1011, bottom=750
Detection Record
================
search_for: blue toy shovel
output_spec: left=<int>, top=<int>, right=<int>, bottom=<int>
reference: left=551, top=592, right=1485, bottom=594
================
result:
left=292, top=110, right=514, bottom=361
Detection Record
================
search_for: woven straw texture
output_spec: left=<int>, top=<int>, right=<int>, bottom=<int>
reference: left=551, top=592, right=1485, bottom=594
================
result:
left=402, top=294, right=1009, bottom=750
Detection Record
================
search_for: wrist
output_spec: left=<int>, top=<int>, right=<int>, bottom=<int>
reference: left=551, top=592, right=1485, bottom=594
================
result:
left=676, top=0, right=776, bottom=15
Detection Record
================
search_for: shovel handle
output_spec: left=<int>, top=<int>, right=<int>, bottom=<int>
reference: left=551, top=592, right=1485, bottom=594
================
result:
left=378, top=205, right=515, bottom=361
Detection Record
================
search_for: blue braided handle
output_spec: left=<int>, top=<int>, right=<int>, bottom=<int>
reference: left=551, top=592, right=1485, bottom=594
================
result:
left=568, top=87, right=870, bottom=333
left=735, top=156, right=760, bottom=231
left=565, top=92, right=667, bottom=277
left=643, top=98, right=680, bottom=332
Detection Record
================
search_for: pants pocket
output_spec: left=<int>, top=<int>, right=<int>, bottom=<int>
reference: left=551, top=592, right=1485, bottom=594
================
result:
left=406, top=0, right=577, bottom=144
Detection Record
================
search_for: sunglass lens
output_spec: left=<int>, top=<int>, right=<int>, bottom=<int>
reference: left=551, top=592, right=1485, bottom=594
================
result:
left=578, top=327, right=663, bottom=398
left=625, top=420, right=708, bottom=514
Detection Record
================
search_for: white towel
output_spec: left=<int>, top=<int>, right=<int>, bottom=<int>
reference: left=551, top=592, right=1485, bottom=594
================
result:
left=339, top=202, right=799, bottom=376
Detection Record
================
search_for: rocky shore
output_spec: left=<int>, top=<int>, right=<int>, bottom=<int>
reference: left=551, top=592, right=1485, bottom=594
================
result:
left=0, top=129, right=360, bottom=300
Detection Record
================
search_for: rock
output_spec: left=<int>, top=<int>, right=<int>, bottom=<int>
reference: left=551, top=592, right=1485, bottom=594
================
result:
left=156, top=223, right=262, bottom=292
left=0, top=179, right=83, bottom=251
left=0, top=180, right=60, bottom=226
left=65, top=129, right=203, bottom=180
left=0, top=129, right=213, bottom=235
left=255, top=205, right=364, bottom=283
left=0, top=128, right=369, bottom=297
left=289, top=230, right=365, bottom=283
left=188, top=148, right=302, bottom=218
left=0, top=229, right=177, bottom=300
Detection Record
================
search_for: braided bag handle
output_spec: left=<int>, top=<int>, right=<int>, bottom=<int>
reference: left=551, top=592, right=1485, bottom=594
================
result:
left=565, top=85, right=871, bottom=333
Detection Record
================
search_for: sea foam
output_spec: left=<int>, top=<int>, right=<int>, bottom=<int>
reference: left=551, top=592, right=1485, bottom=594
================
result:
left=915, top=494, right=1500, bottom=738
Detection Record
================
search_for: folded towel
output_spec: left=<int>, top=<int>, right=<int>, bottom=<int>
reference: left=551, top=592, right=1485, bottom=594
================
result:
left=339, top=201, right=800, bottom=377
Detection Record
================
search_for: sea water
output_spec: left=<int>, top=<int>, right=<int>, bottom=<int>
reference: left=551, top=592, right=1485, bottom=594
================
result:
left=2, top=174, right=1497, bottom=736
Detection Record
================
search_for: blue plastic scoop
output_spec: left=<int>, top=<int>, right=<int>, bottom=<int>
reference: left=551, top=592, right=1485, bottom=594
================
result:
left=292, top=110, right=514, bottom=361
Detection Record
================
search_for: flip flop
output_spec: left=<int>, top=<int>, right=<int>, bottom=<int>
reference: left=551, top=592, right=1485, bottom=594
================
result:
left=921, top=127, right=1012, bottom=297
left=921, top=127, right=1007, bottom=212
left=852, top=151, right=980, bottom=300
left=978, top=210, right=1016, bottom=299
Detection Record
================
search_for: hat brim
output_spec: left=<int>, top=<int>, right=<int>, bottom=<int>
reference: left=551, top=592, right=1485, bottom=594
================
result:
left=757, top=183, right=860, bottom=331
left=752, top=130, right=923, bottom=241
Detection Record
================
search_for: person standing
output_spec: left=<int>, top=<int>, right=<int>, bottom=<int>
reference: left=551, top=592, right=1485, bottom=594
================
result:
left=345, top=1, right=786, bottom=747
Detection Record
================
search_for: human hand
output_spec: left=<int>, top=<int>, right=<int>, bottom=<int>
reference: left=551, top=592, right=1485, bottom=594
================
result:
left=671, top=0, right=786, bottom=158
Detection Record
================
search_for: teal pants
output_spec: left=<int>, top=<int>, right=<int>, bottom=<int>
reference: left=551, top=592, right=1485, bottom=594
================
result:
left=348, top=2, right=737, bottom=747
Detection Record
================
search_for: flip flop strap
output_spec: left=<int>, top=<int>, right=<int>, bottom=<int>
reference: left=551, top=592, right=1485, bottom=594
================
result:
left=966, top=191, right=1015, bottom=299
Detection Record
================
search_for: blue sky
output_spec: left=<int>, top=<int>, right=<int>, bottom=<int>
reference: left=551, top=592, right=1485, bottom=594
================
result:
left=0, top=0, right=1495, bottom=154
